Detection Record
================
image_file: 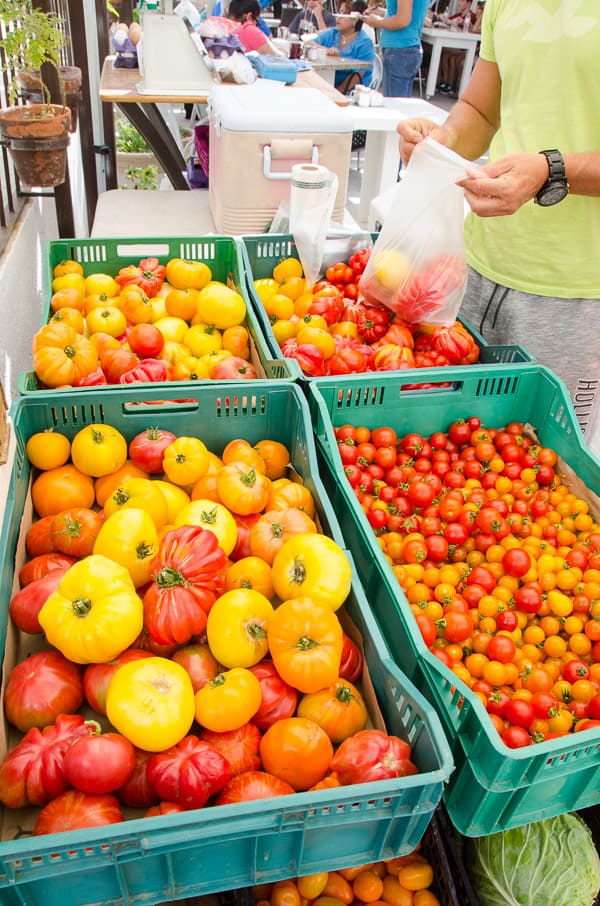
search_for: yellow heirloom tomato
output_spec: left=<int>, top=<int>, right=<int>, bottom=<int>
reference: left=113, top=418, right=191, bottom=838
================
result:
left=106, top=656, right=195, bottom=752
left=175, top=499, right=238, bottom=555
left=184, top=323, right=223, bottom=356
left=194, top=667, right=262, bottom=732
left=103, top=477, right=169, bottom=528
left=70, top=423, right=128, bottom=478
left=93, top=508, right=159, bottom=587
left=38, top=555, right=143, bottom=664
left=85, top=306, right=127, bottom=338
left=206, top=588, right=274, bottom=668
left=162, top=436, right=209, bottom=486
left=151, top=480, right=190, bottom=523
left=272, top=534, right=352, bottom=612
left=165, top=257, right=212, bottom=291
left=196, top=283, right=246, bottom=330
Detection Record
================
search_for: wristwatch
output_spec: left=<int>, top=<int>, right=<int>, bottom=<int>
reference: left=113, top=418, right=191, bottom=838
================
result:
left=534, top=149, right=569, bottom=207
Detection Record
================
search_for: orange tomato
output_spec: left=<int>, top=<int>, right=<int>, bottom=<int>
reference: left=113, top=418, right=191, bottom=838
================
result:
left=249, top=508, right=317, bottom=565
left=222, top=325, right=251, bottom=360
left=321, top=873, right=354, bottom=905
left=352, top=871, right=384, bottom=903
left=50, top=286, right=85, bottom=312
left=267, top=478, right=316, bottom=519
left=259, top=717, right=333, bottom=791
left=165, top=288, right=199, bottom=321
left=221, top=438, right=267, bottom=473
left=224, top=556, right=274, bottom=600
left=254, top=439, right=291, bottom=480
left=26, top=430, right=71, bottom=471
left=31, top=465, right=95, bottom=517
left=49, top=307, right=85, bottom=333
left=94, top=461, right=149, bottom=507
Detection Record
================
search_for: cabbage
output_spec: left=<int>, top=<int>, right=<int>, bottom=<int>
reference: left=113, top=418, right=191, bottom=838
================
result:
left=467, top=812, right=600, bottom=906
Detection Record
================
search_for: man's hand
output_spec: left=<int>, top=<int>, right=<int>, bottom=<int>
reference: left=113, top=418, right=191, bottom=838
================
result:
left=458, top=152, right=549, bottom=216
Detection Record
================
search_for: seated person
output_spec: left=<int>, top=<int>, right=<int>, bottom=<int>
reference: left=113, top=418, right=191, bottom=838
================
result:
left=288, top=0, right=336, bottom=35
left=214, top=0, right=272, bottom=37
left=227, top=0, right=285, bottom=52
left=437, top=0, right=483, bottom=94
left=306, top=0, right=375, bottom=94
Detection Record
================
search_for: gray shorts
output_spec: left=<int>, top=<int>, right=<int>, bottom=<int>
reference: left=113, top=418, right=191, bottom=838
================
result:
left=459, top=268, right=600, bottom=439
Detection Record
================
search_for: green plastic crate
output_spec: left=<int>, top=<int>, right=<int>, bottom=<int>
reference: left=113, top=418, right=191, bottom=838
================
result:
left=0, top=382, right=452, bottom=906
left=307, top=364, right=600, bottom=837
left=240, top=234, right=535, bottom=380
left=19, top=235, right=294, bottom=394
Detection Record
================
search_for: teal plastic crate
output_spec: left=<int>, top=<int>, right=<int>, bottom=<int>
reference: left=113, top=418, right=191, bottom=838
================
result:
left=0, top=382, right=452, bottom=906
left=19, top=235, right=294, bottom=393
left=240, top=234, right=535, bottom=380
left=307, top=364, right=600, bottom=837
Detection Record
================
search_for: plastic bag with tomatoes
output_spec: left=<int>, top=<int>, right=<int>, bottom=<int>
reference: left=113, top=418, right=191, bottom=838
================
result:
left=359, top=138, right=469, bottom=327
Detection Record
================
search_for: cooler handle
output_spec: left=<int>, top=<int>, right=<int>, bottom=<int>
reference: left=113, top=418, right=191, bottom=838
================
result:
left=263, top=140, right=319, bottom=180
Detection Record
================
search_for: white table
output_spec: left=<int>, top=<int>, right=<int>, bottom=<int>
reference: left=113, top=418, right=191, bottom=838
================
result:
left=350, top=97, right=447, bottom=226
left=420, top=26, right=481, bottom=99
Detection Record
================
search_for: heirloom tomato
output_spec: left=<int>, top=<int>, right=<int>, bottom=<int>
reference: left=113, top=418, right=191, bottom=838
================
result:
left=174, top=499, right=238, bottom=555
left=38, top=555, right=143, bottom=664
left=196, top=283, right=246, bottom=330
left=128, top=428, right=177, bottom=473
left=70, top=423, right=128, bottom=478
left=253, top=439, right=290, bottom=480
left=200, top=723, right=262, bottom=776
left=64, top=726, right=136, bottom=794
left=100, top=346, right=140, bottom=383
left=143, top=524, right=226, bottom=647
left=86, top=305, right=127, bottom=338
left=151, top=480, right=190, bottom=523
left=32, top=323, right=98, bottom=387
left=249, top=508, right=317, bottom=565
left=34, top=791, right=124, bottom=836
left=222, top=438, right=266, bottom=471
left=165, top=257, right=212, bottom=291
left=25, top=514, right=55, bottom=557
left=163, top=436, right=209, bottom=486
left=94, top=460, right=148, bottom=507
left=216, top=461, right=271, bottom=515
left=9, top=568, right=69, bottom=634
left=297, top=679, right=368, bottom=743
left=116, top=257, right=166, bottom=298
left=93, top=508, right=159, bottom=588
left=103, top=477, right=169, bottom=528
left=271, top=533, right=352, bottom=611
left=50, top=507, right=103, bottom=558
left=267, top=479, right=315, bottom=518
left=83, top=649, right=152, bottom=716
left=18, top=553, right=76, bottom=588
left=267, top=597, right=343, bottom=693
left=215, top=770, right=295, bottom=804
left=147, top=735, right=230, bottom=808
left=107, top=657, right=195, bottom=752
left=26, top=430, right=70, bottom=471
left=119, top=288, right=154, bottom=325
left=206, top=588, right=274, bottom=668
left=224, top=556, right=274, bottom=599
left=128, top=323, right=164, bottom=358
left=115, top=749, right=159, bottom=809
left=273, top=257, right=303, bottom=283
left=0, top=713, right=90, bottom=808
left=339, top=632, right=364, bottom=683
left=259, top=717, right=333, bottom=791
left=211, top=356, right=258, bottom=381
left=171, top=643, right=219, bottom=693
left=4, top=650, right=84, bottom=732
left=194, top=667, right=262, bottom=732
left=248, top=659, right=298, bottom=731
left=330, top=730, right=418, bottom=784
left=31, top=464, right=95, bottom=517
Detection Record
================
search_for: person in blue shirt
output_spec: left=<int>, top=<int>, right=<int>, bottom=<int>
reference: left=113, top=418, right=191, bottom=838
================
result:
left=362, top=0, right=428, bottom=97
left=309, top=0, right=375, bottom=94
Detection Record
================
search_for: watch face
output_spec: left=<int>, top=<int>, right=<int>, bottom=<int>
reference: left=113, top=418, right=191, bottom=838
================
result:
left=537, top=182, right=568, bottom=207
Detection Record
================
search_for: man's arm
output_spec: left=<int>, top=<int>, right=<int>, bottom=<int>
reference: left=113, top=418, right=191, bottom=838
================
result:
left=362, top=0, right=412, bottom=32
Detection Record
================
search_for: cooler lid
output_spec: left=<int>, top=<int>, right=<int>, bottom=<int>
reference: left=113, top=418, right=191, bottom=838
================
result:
left=209, top=82, right=354, bottom=133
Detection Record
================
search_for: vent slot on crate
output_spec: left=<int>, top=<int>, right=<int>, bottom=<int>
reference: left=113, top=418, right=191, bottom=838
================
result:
left=179, top=240, right=217, bottom=261
left=50, top=402, right=106, bottom=429
left=72, top=243, right=109, bottom=267
left=475, top=373, right=520, bottom=398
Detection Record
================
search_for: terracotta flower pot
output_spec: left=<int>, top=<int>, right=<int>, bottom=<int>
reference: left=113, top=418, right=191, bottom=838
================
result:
left=17, top=66, right=82, bottom=132
left=0, top=104, right=71, bottom=187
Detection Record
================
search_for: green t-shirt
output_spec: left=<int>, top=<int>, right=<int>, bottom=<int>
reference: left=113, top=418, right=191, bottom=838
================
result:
left=464, top=0, right=600, bottom=298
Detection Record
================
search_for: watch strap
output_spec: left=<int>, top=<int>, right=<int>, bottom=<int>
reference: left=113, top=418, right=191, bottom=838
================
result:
left=535, top=149, right=568, bottom=205
left=540, top=149, right=566, bottom=182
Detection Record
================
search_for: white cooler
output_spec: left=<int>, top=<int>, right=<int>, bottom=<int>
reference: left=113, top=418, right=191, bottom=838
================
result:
left=208, top=82, right=353, bottom=235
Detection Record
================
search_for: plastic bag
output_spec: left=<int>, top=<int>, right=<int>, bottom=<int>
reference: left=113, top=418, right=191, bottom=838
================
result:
left=289, top=164, right=338, bottom=288
left=359, top=137, right=470, bottom=326
left=212, top=53, right=257, bottom=84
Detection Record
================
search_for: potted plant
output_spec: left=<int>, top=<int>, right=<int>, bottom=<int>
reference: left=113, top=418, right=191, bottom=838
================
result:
left=0, top=0, right=74, bottom=187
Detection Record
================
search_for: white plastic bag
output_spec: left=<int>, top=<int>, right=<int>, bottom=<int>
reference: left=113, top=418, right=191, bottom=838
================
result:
left=289, top=164, right=338, bottom=288
left=359, top=137, right=470, bottom=326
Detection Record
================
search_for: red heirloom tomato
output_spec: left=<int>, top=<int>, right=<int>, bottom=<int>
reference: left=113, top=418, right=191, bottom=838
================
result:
left=49, top=507, right=103, bottom=558
left=248, top=659, right=299, bottom=731
left=9, top=567, right=70, bottom=635
left=18, top=553, right=76, bottom=587
left=119, top=359, right=169, bottom=384
left=100, top=346, right=140, bottom=383
left=115, top=748, right=160, bottom=809
left=127, top=323, right=165, bottom=358
left=34, top=791, right=124, bottom=836
left=330, top=730, right=418, bottom=784
left=147, top=735, right=231, bottom=808
left=199, top=723, right=262, bottom=776
left=338, top=633, right=364, bottom=683
left=129, top=428, right=177, bottom=474
left=171, top=643, right=220, bottom=693
left=4, top=650, right=84, bottom=732
left=64, top=725, right=136, bottom=794
left=145, top=801, right=186, bottom=817
left=25, top=515, right=56, bottom=557
left=143, top=525, right=227, bottom=647
left=83, top=648, right=152, bottom=716
left=0, top=713, right=90, bottom=808
left=215, top=771, right=295, bottom=804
